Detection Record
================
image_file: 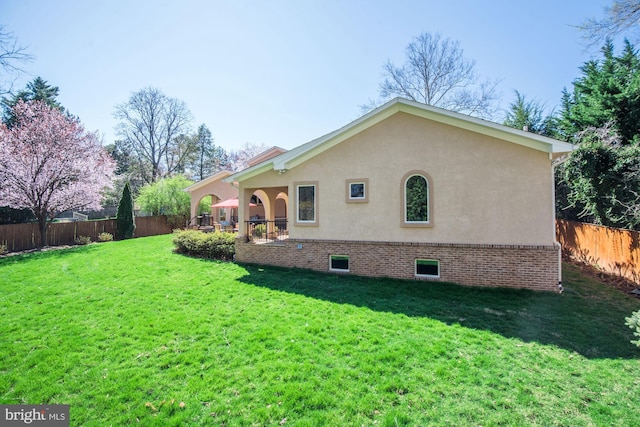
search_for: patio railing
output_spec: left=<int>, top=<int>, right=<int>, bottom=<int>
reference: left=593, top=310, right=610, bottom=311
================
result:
left=245, top=218, right=288, bottom=243
left=189, top=214, right=240, bottom=232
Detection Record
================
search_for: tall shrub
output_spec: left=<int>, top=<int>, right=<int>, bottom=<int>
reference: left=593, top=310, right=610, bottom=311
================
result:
left=116, top=182, right=135, bottom=239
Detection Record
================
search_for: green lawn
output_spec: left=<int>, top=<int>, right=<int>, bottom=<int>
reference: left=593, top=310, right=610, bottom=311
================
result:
left=1, top=235, right=639, bottom=426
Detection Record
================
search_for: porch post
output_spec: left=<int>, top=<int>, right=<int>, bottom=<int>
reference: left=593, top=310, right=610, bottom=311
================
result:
left=238, top=187, right=253, bottom=238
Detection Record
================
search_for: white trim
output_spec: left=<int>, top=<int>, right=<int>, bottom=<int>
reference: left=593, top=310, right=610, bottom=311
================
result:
left=349, top=182, right=366, bottom=200
left=184, top=170, right=234, bottom=192
left=415, top=259, right=440, bottom=279
left=296, top=183, right=316, bottom=223
left=329, top=254, right=350, bottom=272
left=227, top=98, right=574, bottom=184
left=404, top=174, right=430, bottom=224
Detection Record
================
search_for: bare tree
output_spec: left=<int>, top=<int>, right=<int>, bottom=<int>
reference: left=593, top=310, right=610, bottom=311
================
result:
left=114, top=87, right=193, bottom=183
left=371, top=32, right=500, bottom=119
left=0, top=25, right=33, bottom=96
left=579, top=1, right=640, bottom=48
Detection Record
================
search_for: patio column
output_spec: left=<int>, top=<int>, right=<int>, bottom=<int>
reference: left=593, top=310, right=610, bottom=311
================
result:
left=239, top=187, right=254, bottom=238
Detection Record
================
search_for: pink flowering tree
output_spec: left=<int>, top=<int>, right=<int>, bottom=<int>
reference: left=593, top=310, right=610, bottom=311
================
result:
left=0, top=100, right=115, bottom=247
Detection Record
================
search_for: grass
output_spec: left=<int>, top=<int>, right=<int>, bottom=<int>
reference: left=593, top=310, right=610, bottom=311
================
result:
left=1, top=234, right=639, bottom=426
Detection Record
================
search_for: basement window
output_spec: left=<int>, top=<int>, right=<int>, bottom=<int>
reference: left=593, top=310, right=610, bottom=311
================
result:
left=330, top=255, right=350, bottom=272
left=415, top=259, right=440, bottom=278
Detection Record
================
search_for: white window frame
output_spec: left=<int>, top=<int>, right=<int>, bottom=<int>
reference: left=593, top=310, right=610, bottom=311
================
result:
left=295, top=182, right=317, bottom=225
left=346, top=178, right=368, bottom=203
left=329, top=254, right=350, bottom=272
left=415, top=259, right=440, bottom=279
left=402, top=171, right=433, bottom=228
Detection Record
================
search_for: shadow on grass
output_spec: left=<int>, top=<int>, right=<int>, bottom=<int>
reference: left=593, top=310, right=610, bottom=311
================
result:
left=0, top=244, right=99, bottom=265
left=237, top=263, right=640, bottom=360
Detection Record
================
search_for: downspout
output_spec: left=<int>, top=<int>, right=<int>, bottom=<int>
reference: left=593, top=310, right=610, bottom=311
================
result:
left=551, top=152, right=572, bottom=293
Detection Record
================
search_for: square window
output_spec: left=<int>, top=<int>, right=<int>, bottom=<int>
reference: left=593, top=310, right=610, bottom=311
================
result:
left=330, top=255, right=349, bottom=272
left=346, top=178, right=368, bottom=203
left=350, top=182, right=365, bottom=199
left=416, top=259, right=439, bottom=278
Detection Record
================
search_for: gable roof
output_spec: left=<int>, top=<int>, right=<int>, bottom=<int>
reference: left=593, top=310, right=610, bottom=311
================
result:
left=226, top=97, right=575, bottom=183
left=247, top=146, right=288, bottom=168
left=184, top=170, right=235, bottom=193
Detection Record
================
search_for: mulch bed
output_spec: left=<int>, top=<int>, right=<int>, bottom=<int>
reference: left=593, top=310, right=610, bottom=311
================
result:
left=564, top=255, right=640, bottom=298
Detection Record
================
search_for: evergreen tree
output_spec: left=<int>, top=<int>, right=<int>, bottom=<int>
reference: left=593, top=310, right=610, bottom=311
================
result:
left=192, top=124, right=213, bottom=180
left=562, top=124, right=640, bottom=229
left=2, top=77, right=65, bottom=126
left=116, top=182, right=135, bottom=240
left=187, top=124, right=228, bottom=180
left=503, top=90, right=558, bottom=137
left=558, top=40, right=640, bottom=144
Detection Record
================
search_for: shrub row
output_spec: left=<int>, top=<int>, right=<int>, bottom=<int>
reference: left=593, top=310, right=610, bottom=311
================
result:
left=172, top=229, right=236, bottom=260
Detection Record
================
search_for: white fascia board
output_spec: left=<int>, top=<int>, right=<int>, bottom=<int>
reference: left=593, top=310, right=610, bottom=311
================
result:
left=396, top=100, right=573, bottom=154
left=236, top=98, right=574, bottom=180
left=184, top=170, right=234, bottom=192
left=274, top=101, right=402, bottom=171
left=223, top=162, right=274, bottom=183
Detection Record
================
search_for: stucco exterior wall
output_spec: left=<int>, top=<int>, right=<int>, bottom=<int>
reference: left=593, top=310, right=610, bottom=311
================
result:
left=240, top=112, right=556, bottom=246
left=187, top=176, right=237, bottom=223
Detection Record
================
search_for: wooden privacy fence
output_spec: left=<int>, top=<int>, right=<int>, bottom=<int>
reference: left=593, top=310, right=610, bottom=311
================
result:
left=0, top=216, right=173, bottom=252
left=556, top=219, right=640, bottom=283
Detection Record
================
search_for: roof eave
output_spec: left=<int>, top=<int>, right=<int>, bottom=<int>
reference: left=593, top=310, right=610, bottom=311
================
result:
left=233, top=98, right=575, bottom=180
left=274, top=100, right=403, bottom=171
left=183, top=170, right=234, bottom=192
left=396, top=99, right=574, bottom=154
left=224, top=162, right=274, bottom=183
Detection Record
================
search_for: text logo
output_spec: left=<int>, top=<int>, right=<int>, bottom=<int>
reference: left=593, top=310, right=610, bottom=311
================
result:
left=1, top=405, right=69, bottom=426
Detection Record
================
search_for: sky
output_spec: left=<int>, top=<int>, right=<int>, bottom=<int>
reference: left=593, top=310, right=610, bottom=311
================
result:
left=1, top=0, right=613, bottom=152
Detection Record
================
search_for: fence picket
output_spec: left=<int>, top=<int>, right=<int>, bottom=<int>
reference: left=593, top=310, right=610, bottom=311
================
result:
left=0, top=216, right=173, bottom=253
left=556, top=219, right=640, bottom=284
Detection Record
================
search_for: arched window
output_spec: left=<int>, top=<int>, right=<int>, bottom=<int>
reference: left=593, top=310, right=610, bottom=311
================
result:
left=404, top=173, right=430, bottom=224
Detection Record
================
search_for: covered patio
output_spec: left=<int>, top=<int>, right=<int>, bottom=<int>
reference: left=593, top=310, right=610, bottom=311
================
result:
left=184, top=170, right=238, bottom=230
left=238, top=186, right=289, bottom=243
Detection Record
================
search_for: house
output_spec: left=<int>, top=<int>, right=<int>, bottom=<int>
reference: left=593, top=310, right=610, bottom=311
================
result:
left=185, top=147, right=288, bottom=227
left=185, top=170, right=237, bottom=226
left=225, top=98, right=574, bottom=291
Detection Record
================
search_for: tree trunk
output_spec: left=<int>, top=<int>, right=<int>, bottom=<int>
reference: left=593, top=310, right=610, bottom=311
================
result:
left=37, top=216, right=48, bottom=248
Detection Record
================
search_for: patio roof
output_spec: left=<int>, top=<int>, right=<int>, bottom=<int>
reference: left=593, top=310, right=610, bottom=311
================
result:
left=184, top=170, right=235, bottom=193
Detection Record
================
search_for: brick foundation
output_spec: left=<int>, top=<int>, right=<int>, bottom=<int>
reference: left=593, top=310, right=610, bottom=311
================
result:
left=235, top=238, right=561, bottom=292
